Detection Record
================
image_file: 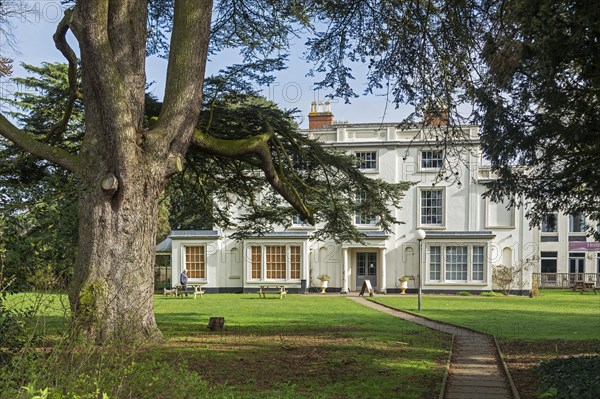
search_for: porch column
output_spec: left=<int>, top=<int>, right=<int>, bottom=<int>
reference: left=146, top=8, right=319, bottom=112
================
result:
left=380, top=248, right=387, bottom=294
left=341, top=247, right=349, bottom=293
left=303, top=242, right=310, bottom=280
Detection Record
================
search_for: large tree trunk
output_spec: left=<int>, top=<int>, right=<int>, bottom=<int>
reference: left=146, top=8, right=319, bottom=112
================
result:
left=64, top=0, right=213, bottom=344
left=69, top=161, right=165, bottom=343
left=0, top=1, right=214, bottom=344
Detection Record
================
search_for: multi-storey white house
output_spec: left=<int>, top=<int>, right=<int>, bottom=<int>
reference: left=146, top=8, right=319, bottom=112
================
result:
left=158, top=104, right=547, bottom=295
left=536, top=212, right=600, bottom=287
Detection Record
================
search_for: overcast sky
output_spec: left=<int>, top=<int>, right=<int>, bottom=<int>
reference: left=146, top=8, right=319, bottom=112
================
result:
left=1, top=1, right=414, bottom=128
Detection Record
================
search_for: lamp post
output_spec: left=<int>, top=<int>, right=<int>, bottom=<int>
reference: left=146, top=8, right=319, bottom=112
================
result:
left=416, top=229, right=426, bottom=312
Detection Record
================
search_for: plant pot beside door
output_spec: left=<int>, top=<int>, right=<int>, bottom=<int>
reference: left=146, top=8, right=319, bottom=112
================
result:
left=399, top=277, right=409, bottom=295
left=318, top=275, right=330, bottom=293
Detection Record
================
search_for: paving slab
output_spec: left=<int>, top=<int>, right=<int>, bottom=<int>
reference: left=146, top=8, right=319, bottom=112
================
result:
left=348, top=297, right=514, bottom=399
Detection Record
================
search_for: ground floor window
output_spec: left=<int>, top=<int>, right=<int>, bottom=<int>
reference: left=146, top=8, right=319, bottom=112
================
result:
left=429, top=246, right=441, bottom=281
left=569, top=252, right=585, bottom=275
left=248, top=244, right=302, bottom=281
left=185, top=246, right=206, bottom=279
left=472, top=246, right=485, bottom=281
left=446, top=246, right=468, bottom=281
left=597, top=253, right=600, bottom=273
left=540, top=252, right=558, bottom=274
left=427, top=244, right=486, bottom=283
left=540, top=251, right=558, bottom=283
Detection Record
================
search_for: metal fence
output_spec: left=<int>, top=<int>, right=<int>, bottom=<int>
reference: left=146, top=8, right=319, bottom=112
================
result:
left=533, top=273, right=600, bottom=288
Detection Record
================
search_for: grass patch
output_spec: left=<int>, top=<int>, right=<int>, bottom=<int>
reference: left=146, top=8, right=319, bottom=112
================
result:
left=2, top=294, right=451, bottom=399
left=370, top=289, right=600, bottom=340
left=370, top=289, right=600, bottom=398
left=153, top=295, right=450, bottom=398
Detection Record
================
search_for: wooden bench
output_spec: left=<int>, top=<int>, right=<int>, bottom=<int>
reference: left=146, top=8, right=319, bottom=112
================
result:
left=175, top=284, right=206, bottom=299
left=258, top=285, right=287, bottom=299
left=571, top=281, right=597, bottom=294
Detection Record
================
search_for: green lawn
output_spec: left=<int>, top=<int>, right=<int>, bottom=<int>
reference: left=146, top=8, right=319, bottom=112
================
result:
left=370, top=290, right=600, bottom=340
left=3, top=293, right=451, bottom=399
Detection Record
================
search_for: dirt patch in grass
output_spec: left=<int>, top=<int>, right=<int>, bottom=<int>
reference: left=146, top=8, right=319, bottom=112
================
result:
left=499, top=339, right=600, bottom=399
left=151, top=328, right=451, bottom=398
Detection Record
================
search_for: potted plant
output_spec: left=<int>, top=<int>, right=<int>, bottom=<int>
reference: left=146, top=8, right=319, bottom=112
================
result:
left=317, top=274, right=330, bottom=293
left=399, top=276, right=410, bottom=295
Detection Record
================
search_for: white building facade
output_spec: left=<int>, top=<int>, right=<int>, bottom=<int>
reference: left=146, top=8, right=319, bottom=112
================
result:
left=158, top=109, right=566, bottom=295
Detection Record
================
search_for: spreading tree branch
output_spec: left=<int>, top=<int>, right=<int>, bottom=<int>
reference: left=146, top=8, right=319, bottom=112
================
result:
left=190, top=130, right=314, bottom=224
left=0, top=113, right=78, bottom=172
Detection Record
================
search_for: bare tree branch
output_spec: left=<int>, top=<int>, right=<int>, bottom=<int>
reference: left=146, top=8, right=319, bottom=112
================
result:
left=50, top=9, right=79, bottom=139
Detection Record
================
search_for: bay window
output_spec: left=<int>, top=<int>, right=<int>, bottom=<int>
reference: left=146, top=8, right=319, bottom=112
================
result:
left=427, top=244, right=487, bottom=283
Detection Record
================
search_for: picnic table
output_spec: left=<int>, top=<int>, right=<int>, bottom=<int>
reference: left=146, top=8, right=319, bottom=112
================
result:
left=571, top=281, right=597, bottom=294
left=175, top=284, right=206, bottom=299
left=258, top=285, right=287, bottom=299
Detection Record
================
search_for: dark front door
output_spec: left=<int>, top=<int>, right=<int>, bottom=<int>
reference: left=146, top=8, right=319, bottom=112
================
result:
left=356, top=252, right=377, bottom=289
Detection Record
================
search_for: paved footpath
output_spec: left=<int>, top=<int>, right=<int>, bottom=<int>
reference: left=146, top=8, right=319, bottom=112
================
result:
left=348, top=297, right=514, bottom=399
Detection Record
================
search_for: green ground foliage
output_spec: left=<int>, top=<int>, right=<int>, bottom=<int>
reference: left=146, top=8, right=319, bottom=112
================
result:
left=1, top=294, right=450, bottom=399
left=371, top=290, right=600, bottom=340
left=534, top=355, right=600, bottom=399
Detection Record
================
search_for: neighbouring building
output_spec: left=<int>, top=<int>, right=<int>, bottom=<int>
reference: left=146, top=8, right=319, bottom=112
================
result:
left=156, top=103, right=598, bottom=294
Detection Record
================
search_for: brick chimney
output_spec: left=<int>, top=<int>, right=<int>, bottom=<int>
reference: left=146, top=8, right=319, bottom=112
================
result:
left=423, top=107, right=449, bottom=126
left=308, top=100, right=334, bottom=129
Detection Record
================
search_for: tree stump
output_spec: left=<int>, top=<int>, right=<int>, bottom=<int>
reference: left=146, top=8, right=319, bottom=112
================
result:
left=207, top=317, right=225, bottom=331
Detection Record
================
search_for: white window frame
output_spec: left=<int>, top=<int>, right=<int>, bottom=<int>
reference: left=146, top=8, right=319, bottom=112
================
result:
left=418, top=188, right=445, bottom=228
left=182, top=244, right=208, bottom=283
left=540, top=251, right=558, bottom=274
left=355, top=192, right=377, bottom=226
left=246, top=243, right=303, bottom=282
left=541, top=212, right=559, bottom=233
left=419, top=149, right=444, bottom=171
left=568, top=213, right=586, bottom=234
left=355, top=151, right=378, bottom=172
left=425, top=243, right=487, bottom=283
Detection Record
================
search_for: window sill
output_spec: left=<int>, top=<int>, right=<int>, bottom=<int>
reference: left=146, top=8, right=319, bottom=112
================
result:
left=355, top=224, right=379, bottom=229
left=417, top=225, right=446, bottom=230
left=289, top=225, right=314, bottom=230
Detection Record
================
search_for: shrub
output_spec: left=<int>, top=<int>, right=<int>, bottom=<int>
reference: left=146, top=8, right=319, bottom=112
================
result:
left=534, top=355, right=600, bottom=399
left=1, top=349, right=231, bottom=399
left=479, top=291, right=500, bottom=297
left=0, top=267, right=37, bottom=366
left=456, top=291, right=472, bottom=296
left=492, top=257, right=536, bottom=295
